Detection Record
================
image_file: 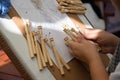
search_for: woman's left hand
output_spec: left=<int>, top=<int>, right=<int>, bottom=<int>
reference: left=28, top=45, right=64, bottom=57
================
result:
left=66, top=34, right=99, bottom=64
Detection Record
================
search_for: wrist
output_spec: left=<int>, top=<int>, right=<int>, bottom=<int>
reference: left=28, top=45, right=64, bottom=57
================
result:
left=89, top=57, right=101, bottom=67
left=88, top=53, right=101, bottom=66
left=88, top=54, right=108, bottom=80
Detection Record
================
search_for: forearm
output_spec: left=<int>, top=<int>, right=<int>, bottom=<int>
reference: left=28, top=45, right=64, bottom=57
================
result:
left=89, top=55, right=109, bottom=80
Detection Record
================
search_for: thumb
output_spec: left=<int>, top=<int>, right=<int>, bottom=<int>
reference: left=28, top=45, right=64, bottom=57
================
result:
left=80, top=28, right=98, bottom=40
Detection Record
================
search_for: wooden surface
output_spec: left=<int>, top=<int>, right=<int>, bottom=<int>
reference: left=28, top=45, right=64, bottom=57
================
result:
left=3, top=2, right=110, bottom=80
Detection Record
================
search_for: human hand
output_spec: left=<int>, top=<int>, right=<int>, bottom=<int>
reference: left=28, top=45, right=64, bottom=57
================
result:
left=81, top=28, right=120, bottom=54
left=66, top=35, right=99, bottom=64
left=66, top=34, right=109, bottom=80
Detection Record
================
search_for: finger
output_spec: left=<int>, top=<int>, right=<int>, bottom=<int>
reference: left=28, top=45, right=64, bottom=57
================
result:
left=66, top=40, right=79, bottom=49
left=77, top=33, right=85, bottom=43
left=80, top=28, right=100, bottom=40
left=66, top=40, right=75, bottom=47
left=72, top=37, right=78, bottom=42
left=80, top=28, right=94, bottom=34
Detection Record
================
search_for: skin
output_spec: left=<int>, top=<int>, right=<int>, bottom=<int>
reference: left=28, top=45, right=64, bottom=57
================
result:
left=66, top=28, right=120, bottom=80
left=81, top=28, right=120, bottom=54
left=111, top=0, right=120, bottom=12
left=66, top=1, right=120, bottom=79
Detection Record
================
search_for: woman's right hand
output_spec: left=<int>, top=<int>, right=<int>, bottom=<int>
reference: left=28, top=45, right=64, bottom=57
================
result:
left=81, top=28, right=120, bottom=54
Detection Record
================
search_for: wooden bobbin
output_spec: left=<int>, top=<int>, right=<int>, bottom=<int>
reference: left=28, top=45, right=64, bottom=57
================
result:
left=49, top=38, right=65, bottom=75
left=24, top=20, right=34, bottom=58
left=38, top=26, right=48, bottom=63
